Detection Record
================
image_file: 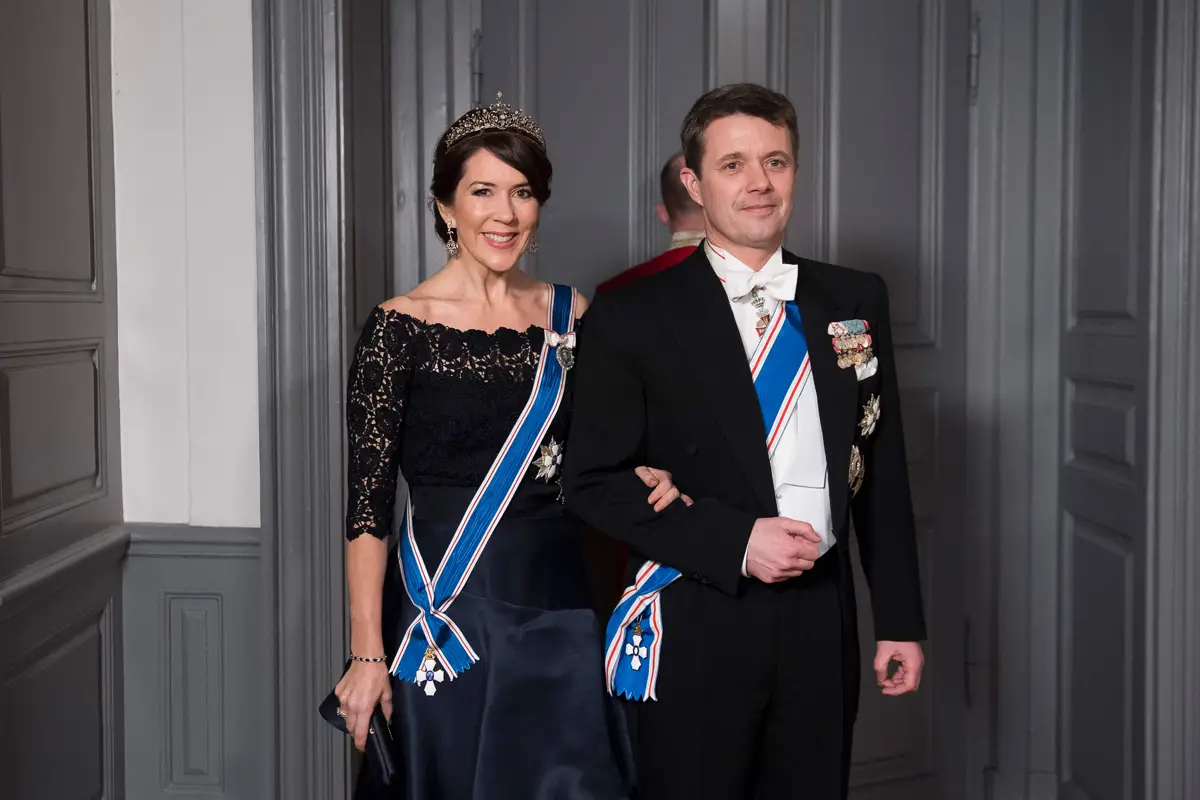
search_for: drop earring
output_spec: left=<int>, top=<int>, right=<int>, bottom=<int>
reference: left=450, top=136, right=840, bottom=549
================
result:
left=445, top=225, right=460, bottom=258
left=525, top=234, right=539, bottom=254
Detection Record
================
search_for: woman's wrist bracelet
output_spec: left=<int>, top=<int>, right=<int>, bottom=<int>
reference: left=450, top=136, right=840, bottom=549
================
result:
left=350, top=653, right=388, bottom=664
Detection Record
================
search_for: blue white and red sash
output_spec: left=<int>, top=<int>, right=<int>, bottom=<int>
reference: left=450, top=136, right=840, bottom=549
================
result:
left=391, top=284, right=577, bottom=696
left=604, top=300, right=811, bottom=701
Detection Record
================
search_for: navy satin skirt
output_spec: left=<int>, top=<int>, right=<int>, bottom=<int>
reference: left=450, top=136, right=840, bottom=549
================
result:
left=355, top=485, right=634, bottom=799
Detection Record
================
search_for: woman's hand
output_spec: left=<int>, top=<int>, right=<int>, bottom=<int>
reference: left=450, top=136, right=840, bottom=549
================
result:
left=334, top=660, right=393, bottom=752
left=635, top=466, right=693, bottom=512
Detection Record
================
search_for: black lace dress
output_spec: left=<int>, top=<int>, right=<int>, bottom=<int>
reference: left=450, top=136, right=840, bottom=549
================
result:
left=346, top=304, right=633, bottom=799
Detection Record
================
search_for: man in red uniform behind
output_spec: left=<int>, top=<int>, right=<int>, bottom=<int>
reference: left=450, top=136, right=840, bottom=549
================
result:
left=596, top=152, right=705, bottom=293
left=585, top=155, right=706, bottom=614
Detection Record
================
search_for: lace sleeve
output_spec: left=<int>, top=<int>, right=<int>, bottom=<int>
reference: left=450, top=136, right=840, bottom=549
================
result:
left=345, top=308, right=413, bottom=540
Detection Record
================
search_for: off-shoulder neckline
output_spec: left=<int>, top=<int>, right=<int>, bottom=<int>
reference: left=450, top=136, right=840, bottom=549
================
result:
left=373, top=306, right=566, bottom=339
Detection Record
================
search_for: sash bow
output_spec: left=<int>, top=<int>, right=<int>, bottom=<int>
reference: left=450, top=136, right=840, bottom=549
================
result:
left=604, top=302, right=811, bottom=701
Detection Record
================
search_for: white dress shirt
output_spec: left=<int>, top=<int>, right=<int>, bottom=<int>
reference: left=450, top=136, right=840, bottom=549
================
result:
left=703, top=242, right=836, bottom=577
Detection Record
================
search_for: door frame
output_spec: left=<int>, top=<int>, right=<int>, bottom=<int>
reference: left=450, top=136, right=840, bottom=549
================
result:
left=966, top=2, right=1067, bottom=797
left=1145, top=0, right=1200, bottom=796
left=253, top=0, right=350, bottom=797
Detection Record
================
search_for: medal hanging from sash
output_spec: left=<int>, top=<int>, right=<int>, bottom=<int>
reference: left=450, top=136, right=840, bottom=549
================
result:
left=749, top=289, right=772, bottom=337
left=604, top=301, right=811, bottom=701
left=391, top=284, right=578, bottom=696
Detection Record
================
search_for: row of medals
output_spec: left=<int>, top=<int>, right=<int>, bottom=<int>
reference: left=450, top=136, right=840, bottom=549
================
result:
left=834, top=331, right=872, bottom=370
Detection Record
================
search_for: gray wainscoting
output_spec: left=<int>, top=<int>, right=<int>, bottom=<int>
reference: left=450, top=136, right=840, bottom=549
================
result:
left=253, top=0, right=1200, bottom=798
left=122, top=525, right=267, bottom=800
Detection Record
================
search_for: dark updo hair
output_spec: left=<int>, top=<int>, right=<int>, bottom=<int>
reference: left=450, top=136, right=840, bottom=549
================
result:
left=429, top=129, right=553, bottom=244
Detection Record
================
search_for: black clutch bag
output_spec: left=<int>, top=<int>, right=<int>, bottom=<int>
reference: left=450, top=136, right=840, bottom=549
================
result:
left=319, top=661, right=399, bottom=787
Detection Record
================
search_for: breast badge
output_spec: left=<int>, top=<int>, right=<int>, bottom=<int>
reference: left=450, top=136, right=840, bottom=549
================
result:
left=848, top=444, right=865, bottom=496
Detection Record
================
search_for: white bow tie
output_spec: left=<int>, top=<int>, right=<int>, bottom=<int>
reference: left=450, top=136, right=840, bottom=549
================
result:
left=720, top=262, right=798, bottom=304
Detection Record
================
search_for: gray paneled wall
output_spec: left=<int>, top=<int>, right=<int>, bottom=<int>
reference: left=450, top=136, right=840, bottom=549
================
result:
left=250, top=0, right=1200, bottom=798
left=480, top=0, right=719, bottom=293
left=122, top=526, right=266, bottom=800
left=389, top=0, right=481, bottom=294
left=792, top=2, right=970, bottom=796
left=481, top=2, right=970, bottom=797
left=0, top=0, right=126, bottom=797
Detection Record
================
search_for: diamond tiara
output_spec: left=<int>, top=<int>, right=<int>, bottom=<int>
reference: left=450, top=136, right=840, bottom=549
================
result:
left=442, top=92, right=545, bottom=150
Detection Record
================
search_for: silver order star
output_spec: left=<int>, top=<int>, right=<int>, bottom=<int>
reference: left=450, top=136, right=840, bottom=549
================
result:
left=414, top=656, right=445, bottom=697
left=534, top=437, right=563, bottom=481
left=859, top=394, right=881, bottom=438
left=625, top=633, right=649, bottom=671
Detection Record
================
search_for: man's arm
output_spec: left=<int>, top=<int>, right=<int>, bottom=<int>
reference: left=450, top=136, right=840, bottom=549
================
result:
left=850, top=274, right=928, bottom=642
left=563, top=294, right=755, bottom=596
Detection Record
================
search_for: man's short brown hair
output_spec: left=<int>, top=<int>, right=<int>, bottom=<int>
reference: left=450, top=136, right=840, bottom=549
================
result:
left=680, top=83, right=799, bottom=174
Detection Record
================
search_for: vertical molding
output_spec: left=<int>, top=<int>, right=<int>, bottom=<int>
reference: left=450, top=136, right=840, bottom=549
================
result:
left=916, top=0, right=945, bottom=347
left=744, top=0, right=769, bottom=85
left=516, top=0, right=539, bottom=276
left=88, top=0, right=112, bottom=304
left=708, top=0, right=771, bottom=86
left=1055, top=2, right=1082, bottom=795
left=1147, top=0, right=1200, bottom=797
left=390, top=0, right=424, bottom=294
left=418, top=0, right=453, bottom=280
left=629, top=0, right=658, bottom=266
left=825, top=0, right=842, bottom=264
left=250, top=3, right=278, bottom=797
left=807, top=0, right=834, bottom=262
left=165, top=594, right=223, bottom=790
left=1030, top=2, right=1071, bottom=796
left=449, top=0, right=477, bottom=115
left=100, top=594, right=123, bottom=800
left=963, top=1, right=1053, bottom=797
left=766, top=0, right=789, bottom=94
left=704, top=0, right=718, bottom=89
left=390, top=0, right=487, bottom=289
left=712, top=0, right=744, bottom=85
left=516, top=0, right=538, bottom=115
left=253, top=0, right=347, bottom=797
left=782, top=0, right=833, bottom=259
left=993, top=2, right=1039, bottom=796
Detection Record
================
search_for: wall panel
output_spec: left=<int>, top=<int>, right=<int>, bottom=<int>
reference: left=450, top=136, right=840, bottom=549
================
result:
left=122, top=526, right=264, bottom=800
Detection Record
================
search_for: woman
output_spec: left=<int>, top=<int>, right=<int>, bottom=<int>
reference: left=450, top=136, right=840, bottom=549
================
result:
left=334, top=96, right=682, bottom=798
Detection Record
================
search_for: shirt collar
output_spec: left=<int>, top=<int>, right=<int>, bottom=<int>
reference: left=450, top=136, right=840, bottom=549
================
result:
left=670, top=230, right=705, bottom=250
left=704, top=241, right=796, bottom=302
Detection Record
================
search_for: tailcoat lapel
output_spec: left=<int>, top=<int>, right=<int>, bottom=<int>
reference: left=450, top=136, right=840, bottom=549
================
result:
left=665, top=252, right=777, bottom=511
left=790, top=253, right=858, bottom=532
left=663, top=248, right=861, bottom=528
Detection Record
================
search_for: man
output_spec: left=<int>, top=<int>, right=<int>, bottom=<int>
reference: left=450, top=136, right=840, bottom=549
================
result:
left=586, top=153, right=707, bottom=609
left=595, top=153, right=706, bottom=292
left=563, top=83, right=926, bottom=799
